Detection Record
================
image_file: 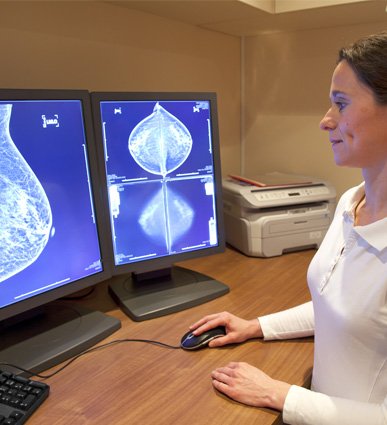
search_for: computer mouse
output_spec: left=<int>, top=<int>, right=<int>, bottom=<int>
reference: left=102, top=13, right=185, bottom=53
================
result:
left=180, top=326, right=226, bottom=350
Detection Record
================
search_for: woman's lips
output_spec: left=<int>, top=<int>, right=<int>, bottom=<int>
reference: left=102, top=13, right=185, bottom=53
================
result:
left=330, top=139, right=343, bottom=146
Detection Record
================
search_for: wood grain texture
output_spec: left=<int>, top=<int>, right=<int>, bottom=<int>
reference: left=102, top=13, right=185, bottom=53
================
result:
left=29, top=247, right=315, bottom=424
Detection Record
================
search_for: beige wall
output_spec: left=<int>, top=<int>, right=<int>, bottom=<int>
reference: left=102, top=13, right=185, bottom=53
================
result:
left=2, top=1, right=386, bottom=199
left=0, top=1, right=241, bottom=177
left=243, top=22, right=387, bottom=197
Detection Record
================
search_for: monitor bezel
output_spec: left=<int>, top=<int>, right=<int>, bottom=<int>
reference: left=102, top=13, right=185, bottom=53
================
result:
left=90, top=91, right=226, bottom=277
left=0, top=88, right=113, bottom=323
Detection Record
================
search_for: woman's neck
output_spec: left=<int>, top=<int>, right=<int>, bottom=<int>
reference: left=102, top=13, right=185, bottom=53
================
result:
left=356, top=167, right=387, bottom=225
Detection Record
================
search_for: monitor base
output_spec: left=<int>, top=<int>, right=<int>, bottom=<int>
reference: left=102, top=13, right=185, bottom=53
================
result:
left=0, top=302, right=121, bottom=376
left=109, top=265, right=230, bottom=321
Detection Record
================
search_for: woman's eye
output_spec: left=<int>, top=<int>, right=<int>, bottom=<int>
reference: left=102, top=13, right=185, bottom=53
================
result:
left=336, top=101, right=346, bottom=112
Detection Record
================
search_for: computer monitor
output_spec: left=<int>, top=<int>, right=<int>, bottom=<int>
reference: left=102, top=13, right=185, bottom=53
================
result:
left=91, top=92, right=229, bottom=321
left=0, top=89, right=120, bottom=375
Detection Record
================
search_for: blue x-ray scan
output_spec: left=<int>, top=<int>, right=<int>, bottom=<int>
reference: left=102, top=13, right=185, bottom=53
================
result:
left=100, top=99, right=218, bottom=265
left=138, top=186, right=193, bottom=248
left=0, top=99, right=102, bottom=308
left=129, top=102, right=193, bottom=177
left=0, top=104, right=52, bottom=283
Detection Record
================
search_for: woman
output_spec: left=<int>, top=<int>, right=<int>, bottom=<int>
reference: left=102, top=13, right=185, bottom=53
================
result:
left=189, top=31, right=387, bottom=425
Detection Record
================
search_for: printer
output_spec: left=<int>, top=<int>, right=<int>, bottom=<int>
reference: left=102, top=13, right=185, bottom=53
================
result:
left=222, top=172, right=336, bottom=257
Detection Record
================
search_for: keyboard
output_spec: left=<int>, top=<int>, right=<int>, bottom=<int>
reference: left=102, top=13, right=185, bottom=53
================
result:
left=0, top=370, right=49, bottom=424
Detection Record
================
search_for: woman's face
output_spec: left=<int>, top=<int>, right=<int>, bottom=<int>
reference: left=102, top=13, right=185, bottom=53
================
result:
left=320, top=60, right=387, bottom=170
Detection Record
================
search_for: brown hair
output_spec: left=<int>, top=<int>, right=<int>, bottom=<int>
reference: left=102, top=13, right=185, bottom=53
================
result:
left=338, top=31, right=387, bottom=105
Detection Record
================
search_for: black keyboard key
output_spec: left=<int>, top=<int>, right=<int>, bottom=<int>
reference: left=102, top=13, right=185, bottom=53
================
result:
left=4, top=419, right=18, bottom=424
left=19, top=394, right=36, bottom=411
left=10, top=411, right=24, bottom=421
left=13, top=377, right=28, bottom=385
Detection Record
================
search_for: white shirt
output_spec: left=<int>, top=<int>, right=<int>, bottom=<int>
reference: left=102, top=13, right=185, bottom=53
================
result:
left=259, top=183, right=387, bottom=425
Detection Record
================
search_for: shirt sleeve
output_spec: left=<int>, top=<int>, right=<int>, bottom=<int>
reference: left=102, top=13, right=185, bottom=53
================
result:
left=283, top=385, right=387, bottom=425
left=258, top=301, right=314, bottom=340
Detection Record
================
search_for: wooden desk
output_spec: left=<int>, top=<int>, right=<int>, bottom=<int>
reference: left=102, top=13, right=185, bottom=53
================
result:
left=30, top=248, right=315, bottom=425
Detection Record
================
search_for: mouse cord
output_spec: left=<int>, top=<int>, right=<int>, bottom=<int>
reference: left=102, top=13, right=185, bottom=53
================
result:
left=0, top=338, right=181, bottom=380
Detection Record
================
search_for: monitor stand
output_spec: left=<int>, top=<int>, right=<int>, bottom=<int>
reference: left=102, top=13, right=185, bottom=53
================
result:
left=0, top=302, right=121, bottom=376
left=108, top=265, right=230, bottom=321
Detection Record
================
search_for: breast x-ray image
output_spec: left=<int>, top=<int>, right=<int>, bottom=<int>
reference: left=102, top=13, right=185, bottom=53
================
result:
left=0, top=104, right=52, bottom=283
left=0, top=97, right=102, bottom=309
left=101, top=99, right=218, bottom=265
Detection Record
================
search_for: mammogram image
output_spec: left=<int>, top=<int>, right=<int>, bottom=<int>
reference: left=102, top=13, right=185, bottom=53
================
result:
left=0, top=104, right=52, bottom=283
left=127, top=102, right=194, bottom=251
left=128, top=102, right=193, bottom=177
left=138, top=185, right=194, bottom=251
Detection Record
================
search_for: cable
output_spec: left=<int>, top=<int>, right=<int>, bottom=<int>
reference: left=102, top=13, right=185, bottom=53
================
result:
left=0, top=338, right=181, bottom=380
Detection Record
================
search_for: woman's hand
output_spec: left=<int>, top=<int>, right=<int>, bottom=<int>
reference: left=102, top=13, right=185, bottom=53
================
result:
left=189, top=312, right=263, bottom=347
left=211, top=362, right=291, bottom=411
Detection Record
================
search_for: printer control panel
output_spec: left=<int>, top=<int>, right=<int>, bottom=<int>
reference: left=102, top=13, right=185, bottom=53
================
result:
left=252, top=184, right=330, bottom=202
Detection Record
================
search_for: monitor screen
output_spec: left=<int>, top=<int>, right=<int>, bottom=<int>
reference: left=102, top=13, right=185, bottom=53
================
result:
left=0, top=89, right=120, bottom=375
left=91, top=92, right=229, bottom=321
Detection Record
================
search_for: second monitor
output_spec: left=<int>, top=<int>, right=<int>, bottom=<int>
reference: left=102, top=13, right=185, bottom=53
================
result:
left=91, top=92, right=229, bottom=321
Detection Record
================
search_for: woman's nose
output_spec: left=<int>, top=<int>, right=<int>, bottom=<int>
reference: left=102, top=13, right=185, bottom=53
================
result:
left=320, top=108, right=336, bottom=131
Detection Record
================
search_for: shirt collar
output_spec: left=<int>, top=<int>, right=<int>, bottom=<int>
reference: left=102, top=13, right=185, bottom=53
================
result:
left=345, top=182, right=365, bottom=221
left=354, top=219, right=387, bottom=252
left=342, top=182, right=387, bottom=252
